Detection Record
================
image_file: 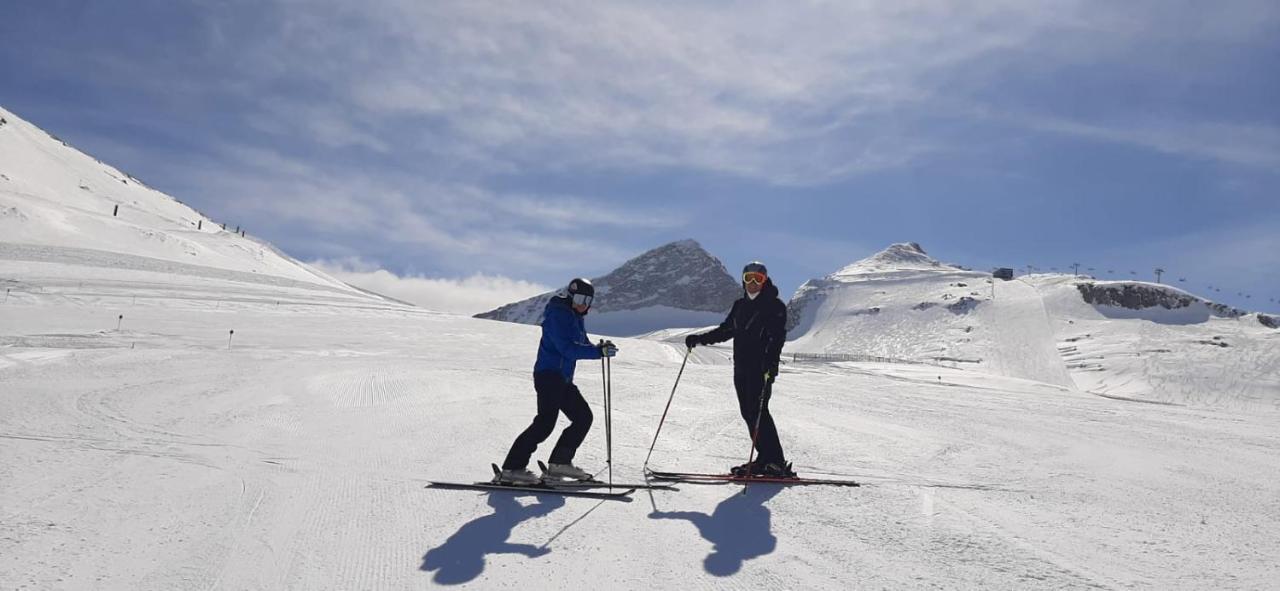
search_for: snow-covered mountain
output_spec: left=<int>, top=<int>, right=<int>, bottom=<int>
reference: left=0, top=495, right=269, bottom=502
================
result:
left=475, top=239, right=739, bottom=336
left=786, top=242, right=1279, bottom=408
left=0, top=105, right=389, bottom=306
left=786, top=242, right=1074, bottom=386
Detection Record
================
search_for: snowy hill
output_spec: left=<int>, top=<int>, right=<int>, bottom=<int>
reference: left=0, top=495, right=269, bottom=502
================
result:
left=0, top=105, right=377, bottom=305
left=786, top=242, right=1075, bottom=387
left=786, top=242, right=1278, bottom=408
left=1030, top=275, right=1280, bottom=408
left=475, top=239, right=739, bottom=336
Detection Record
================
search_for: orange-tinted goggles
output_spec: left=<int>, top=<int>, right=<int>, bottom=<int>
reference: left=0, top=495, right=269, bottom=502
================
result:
left=743, top=272, right=767, bottom=285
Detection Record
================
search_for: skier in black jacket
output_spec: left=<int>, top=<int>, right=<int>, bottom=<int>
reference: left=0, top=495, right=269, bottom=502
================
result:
left=684, top=261, right=794, bottom=477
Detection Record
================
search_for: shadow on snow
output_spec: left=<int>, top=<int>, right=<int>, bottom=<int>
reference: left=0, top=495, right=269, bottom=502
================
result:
left=649, top=485, right=784, bottom=576
left=421, top=491, right=566, bottom=585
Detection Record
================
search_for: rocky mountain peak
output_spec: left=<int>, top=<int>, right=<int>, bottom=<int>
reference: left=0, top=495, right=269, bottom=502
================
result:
left=832, top=242, right=949, bottom=276
left=475, top=239, right=740, bottom=328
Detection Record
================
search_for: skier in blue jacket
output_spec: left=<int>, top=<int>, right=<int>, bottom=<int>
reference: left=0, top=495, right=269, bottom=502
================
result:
left=499, top=278, right=618, bottom=484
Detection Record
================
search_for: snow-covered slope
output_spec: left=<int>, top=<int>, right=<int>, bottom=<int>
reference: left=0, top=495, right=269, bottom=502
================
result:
left=786, top=243, right=1075, bottom=387
left=4, top=264, right=1280, bottom=589
left=1030, top=275, right=1280, bottom=409
left=476, top=239, right=739, bottom=336
left=0, top=105, right=367, bottom=298
left=787, top=241, right=1278, bottom=409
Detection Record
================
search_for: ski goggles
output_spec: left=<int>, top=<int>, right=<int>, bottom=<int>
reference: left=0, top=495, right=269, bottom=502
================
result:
left=742, top=272, right=767, bottom=285
left=571, top=293, right=594, bottom=307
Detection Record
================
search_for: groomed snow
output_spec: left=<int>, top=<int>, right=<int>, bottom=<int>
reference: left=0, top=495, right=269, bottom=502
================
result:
left=3, top=262, right=1280, bottom=589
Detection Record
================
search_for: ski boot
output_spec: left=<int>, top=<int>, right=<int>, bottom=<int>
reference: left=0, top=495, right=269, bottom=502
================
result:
left=731, top=461, right=796, bottom=478
left=543, top=462, right=593, bottom=481
left=729, top=462, right=759, bottom=477
left=495, top=468, right=541, bottom=485
left=758, top=461, right=797, bottom=478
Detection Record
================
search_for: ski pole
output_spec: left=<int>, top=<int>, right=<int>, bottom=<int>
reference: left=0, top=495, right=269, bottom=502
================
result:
left=606, top=344, right=614, bottom=488
left=600, top=340, right=614, bottom=488
left=643, top=347, right=690, bottom=472
left=742, top=379, right=771, bottom=490
left=605, top=350, right=612, bottom=488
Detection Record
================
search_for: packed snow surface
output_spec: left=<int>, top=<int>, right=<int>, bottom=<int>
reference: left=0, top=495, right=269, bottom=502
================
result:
left=3, top=259, right=1280, bottom=589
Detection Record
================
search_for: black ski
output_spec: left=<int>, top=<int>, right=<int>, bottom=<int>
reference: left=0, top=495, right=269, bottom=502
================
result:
left=645, top=468, right=860, bottom=487
left=536, top=461, right=678, bottom=490
left=425, top=480, right=635, bottom=500
left=424, top=464, right=637, bottom=500
left=543, top=480, right=678, bottom=491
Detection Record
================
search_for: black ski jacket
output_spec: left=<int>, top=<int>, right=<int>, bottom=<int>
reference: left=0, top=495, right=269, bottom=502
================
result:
left=699, top=279, right=787, bottom=377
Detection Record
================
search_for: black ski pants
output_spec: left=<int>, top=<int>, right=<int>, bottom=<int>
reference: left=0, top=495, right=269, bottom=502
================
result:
left=502, top=370, right=593, bottom=471
left=734, top=370, right=785, bottom=465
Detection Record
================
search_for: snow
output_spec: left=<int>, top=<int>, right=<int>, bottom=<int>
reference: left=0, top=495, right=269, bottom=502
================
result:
left=3, top=107, right=1280, bottom=589
left=0, top=105, right=358, bottom=293
left=785, top=246, right=1279, bottom=408
left=4, top=275, right=1280, bottom=589
left=786, top=249, right=1074, bottom=387
left=1030, top=274, right=1280, bottom=409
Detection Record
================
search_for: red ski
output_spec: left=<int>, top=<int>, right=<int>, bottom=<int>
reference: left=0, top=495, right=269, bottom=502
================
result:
left=645, top=468, right=860, bottom=487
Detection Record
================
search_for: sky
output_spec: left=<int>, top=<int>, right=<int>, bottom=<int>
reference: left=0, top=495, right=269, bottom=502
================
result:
left=2, top=0, right=1278, bottom=315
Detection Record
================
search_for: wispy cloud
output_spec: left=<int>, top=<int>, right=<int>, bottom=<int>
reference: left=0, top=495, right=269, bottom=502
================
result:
left=310, top=257, right=551, bottom=315
left=1019, top=116, right=1280, bottom=170
left=215, top=0, right=1274, bottom=188
left=167, top=140, right=680, bottom=275
left=205, top=1, right=1085, bottom=184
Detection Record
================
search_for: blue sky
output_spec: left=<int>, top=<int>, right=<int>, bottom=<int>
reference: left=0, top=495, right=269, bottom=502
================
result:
left=3, top=0, right=1278, bottom=314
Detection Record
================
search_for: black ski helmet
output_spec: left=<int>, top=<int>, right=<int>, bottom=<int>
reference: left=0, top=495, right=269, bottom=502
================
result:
left=567, top=277, right=595, bottom=298
left=742, top=261, right=768, bottom=278
left=565, top=277, right=595, bottom=314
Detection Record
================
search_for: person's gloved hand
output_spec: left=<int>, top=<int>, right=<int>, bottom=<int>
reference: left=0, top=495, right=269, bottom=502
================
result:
left=684, top=334, right=702, bottom=349
left=599, top=341, right=619, bottom=357
left=763, top=366, right=777, bottom=384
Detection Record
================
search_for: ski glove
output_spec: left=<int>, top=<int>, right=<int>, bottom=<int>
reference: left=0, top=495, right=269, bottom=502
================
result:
left=764, top=368, right=777, bottom=384
left=684, top=334, right=702, bottom=349
left=598, top=342, right=619, bottom=358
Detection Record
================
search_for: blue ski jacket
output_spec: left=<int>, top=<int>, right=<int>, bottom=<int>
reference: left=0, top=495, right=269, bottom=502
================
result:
left=534, top=296, right=602, bottom=382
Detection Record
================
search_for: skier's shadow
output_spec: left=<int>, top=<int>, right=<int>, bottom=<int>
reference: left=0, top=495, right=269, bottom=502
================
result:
left=420, top=492, right=566, bottom=585
left=649, top=485, right=783, bottom=576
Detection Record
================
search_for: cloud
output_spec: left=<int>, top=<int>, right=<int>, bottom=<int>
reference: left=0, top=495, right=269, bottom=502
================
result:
left=216, top=1, right=1128, bottom=184
left=1017, top=116, right=1280, bottom=170
left=310, top=257, right=552, bottom=315
left=152, top=139, right=683, bottom=274
left=14, top=0, right=1280, bottom=187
